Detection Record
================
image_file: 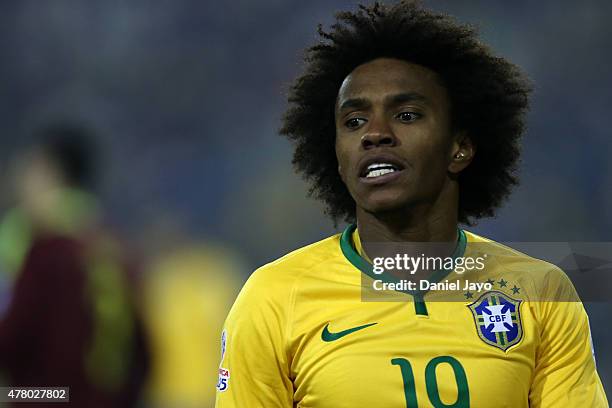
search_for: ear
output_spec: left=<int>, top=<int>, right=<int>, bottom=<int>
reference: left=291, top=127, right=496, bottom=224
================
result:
left=338, top=163, right=346, bottom=183
left=448, top=132, right=475, bottom=174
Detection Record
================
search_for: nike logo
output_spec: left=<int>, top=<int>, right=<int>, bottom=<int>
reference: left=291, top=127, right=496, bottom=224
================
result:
left=321, top=322, right=377, bottom=342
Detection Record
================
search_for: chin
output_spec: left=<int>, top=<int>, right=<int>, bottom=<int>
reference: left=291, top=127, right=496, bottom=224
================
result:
left=359, top=192, right=412, bottom=215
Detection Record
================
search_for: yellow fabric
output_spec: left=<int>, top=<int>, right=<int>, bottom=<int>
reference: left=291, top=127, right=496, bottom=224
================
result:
left=143, top=245, right=243, bottom=408
left=84, top=236, right=135, bottom=393
left=215, top=229, right=608, bottom=408
left=352, top=227, right=371, bottom=261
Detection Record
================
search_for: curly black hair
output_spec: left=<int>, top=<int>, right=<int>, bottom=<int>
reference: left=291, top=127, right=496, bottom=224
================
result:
left=280, top=1, right=531, bottom=225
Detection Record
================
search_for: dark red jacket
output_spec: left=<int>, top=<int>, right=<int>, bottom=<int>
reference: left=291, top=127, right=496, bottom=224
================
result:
left=0, top=235, right=148, bottom=408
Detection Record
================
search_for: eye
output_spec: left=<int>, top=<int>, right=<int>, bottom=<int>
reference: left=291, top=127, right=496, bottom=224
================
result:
left=345, top=117, right=367, bottom=129
left=396, top=111, right=422, bottom=123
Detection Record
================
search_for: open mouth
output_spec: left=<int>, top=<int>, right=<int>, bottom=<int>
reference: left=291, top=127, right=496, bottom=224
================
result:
left=358, top=154, right=406, bottom=184
left=362, top=162, right=400, bottom=179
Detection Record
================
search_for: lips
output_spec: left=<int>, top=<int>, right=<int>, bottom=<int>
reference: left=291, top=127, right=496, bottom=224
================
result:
left=358, top=154, right=406, bottom=180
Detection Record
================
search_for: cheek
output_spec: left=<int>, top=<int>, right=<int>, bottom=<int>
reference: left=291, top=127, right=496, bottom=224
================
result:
left=335, top=137, right=352, bottom=177
left=405, top=135, right=452, bottom=178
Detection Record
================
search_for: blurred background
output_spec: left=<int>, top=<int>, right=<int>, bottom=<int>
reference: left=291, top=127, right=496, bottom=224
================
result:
left=0, top=0, right=610, bottom=406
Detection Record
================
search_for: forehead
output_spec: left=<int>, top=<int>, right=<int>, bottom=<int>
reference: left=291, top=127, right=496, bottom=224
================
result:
left=336, top=58, right=448, bottom=108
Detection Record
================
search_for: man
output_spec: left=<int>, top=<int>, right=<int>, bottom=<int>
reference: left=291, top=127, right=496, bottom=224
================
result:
left=141, top=217, right=244, bottom=408
left=0, top=124, right=149, bottom=407
left=215, top=2, right=608, bottom=407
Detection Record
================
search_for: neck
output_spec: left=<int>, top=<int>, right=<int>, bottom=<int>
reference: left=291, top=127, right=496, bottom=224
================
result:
left=355, top=182, right=461, bottom=280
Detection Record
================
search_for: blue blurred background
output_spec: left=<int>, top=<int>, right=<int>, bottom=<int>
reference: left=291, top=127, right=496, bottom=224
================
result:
left=0, top=1, right=610, bottom=406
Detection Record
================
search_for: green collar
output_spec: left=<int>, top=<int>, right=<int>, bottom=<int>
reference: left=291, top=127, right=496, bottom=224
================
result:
left=340, top=224, right=467, bottom=298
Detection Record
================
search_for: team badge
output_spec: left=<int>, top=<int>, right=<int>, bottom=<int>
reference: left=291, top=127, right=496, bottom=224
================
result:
left=216, top=330, right=230, bottom=392
left=468, top=290, right=523, bottom=351
left=220, top=330, right=227, bottom=362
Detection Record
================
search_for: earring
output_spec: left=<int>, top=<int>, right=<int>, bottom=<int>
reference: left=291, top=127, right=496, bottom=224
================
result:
left=455, top=152, right=465, bottom=159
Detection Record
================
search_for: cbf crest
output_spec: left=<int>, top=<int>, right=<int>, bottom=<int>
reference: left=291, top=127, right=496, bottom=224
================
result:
left=468, top=290, right=523, bottom=351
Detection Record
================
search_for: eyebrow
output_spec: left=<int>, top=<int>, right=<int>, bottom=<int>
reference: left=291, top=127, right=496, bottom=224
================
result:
left=338, top=92, right=428, bottom=112
left=338, top=97, right=370, bottom=111
left=388, top=92, right=427, bottom=105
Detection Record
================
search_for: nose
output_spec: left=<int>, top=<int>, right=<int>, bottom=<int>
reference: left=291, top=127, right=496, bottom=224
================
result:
left=360, top=130, right=396, bottom=150
left=360, top=118, right=396, bottom=149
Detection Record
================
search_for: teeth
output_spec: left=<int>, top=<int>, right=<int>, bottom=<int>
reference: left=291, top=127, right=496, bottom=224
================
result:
left=364, top=162, right=399, bottom=178
left=367, top=162, right=394, bottom=171
left=366, top=168, right=396, bottom=178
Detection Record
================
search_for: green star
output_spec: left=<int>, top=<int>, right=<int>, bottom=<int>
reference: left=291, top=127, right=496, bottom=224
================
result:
left=464, top=291, right=474, bottom=299
left=485, top=278, right=495, bottom=285
left=498, top=279, right=508, bottom=287
left=511, top=285, right=520, bottom=295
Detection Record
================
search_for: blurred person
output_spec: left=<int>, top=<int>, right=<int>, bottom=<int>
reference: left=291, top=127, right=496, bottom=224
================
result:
left=140, top=216, right=243, bottom=408
left=0, top=123, right=149, bottom=407
left=215, top=2, right=608, bottom=408
left=0, top=125, right=100, bottom=315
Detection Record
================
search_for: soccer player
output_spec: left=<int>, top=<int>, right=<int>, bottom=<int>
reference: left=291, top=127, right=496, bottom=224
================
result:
left=215, top=2, right=608, bottom=407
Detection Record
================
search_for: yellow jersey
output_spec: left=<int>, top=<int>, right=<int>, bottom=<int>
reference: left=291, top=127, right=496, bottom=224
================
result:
left=215, top=225, right=608, bottom=407
left=143, top=244, right=243, bottom=407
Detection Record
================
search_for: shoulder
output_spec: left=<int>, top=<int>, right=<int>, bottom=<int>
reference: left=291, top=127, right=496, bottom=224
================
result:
left=464, top=230, right=577, bottom=301
left=25, top=235, right=83, bottom=272
left=229, top=232, right=342, bottom=301
left=224, top=232, right=342, bottom=331
left=244, top=232, right=342, bottom=291
left=30, top=234, right=81, bottom=253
